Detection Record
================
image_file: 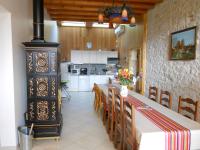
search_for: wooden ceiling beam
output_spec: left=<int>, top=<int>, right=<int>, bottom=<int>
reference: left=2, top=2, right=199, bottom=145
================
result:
left=44, top=0, right=162, bottom=22
left=52, top=17, right=101, bottom=22
left=44, top=0, right=162, bottom=5
left=52, top=16, right=101, bottom=20
left=52, top=15, right=143, bottom=23
left=44, top=1, right=155, bottom=9
left=47, top=8, right=146, bottom=15
left=53, top=17, right=135, bottom=24
left=46, top=7, right=146, bottom=13
left=45, top=4, right=152, bottom=10
left=52, top=17, right=143, bottom=24
left=50, top=12, right=99, bottom=18
left=50, top=12, right=142, bottom=19
left=77, top=0, right=162, bottom=4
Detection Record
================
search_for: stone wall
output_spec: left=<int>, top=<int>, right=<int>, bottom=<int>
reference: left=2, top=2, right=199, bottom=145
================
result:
left=145, top=0, right=200, bottom=121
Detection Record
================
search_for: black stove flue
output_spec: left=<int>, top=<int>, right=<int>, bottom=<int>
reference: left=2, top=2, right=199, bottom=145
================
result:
left=32, top=0, right=45, bottom=42
left=23, top=0, right=59, bottom=47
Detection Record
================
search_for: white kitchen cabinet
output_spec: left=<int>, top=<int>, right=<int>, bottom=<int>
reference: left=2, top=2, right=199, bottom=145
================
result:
left=78, top=76, right=90, bottom=91
left=71, top=50, right=118, bottom=64
left=68, top=75, right=79, bottom=91
left=95, top=51, right=108, bottom=64
left=89, top=75, right=114, bottom=90
left=101, top=51, right=108, bottom=64
left=82, top=51, right=90, bottom=63
left=71, top=50, right=82, bottom=64
left=89, top=51, right=97, bottom=63
left=89, top=75, right=96, bottom=90
left=95, top=51, right=102, bottom=64
left=89, top=75, right=103, bottom=90
left=107, top=51, right=118, bottom=58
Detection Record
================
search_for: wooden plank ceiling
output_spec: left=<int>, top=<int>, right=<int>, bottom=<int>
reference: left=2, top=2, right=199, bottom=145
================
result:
left=44, top=0, right=162, bottom=23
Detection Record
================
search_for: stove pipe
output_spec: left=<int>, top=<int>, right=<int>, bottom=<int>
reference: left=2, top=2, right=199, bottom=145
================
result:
left=32, top=0, right=45, bottom=42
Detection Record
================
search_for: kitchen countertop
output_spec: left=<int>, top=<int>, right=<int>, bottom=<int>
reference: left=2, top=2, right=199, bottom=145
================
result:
left=69, top=74, right=114, bottom=76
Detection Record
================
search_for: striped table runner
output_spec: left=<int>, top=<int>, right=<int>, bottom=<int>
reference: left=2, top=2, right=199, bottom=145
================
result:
left=126, top=95, right=191, bottom=150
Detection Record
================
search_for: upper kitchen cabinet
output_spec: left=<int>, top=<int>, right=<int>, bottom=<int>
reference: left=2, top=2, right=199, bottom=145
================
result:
left=107, top=51, right=118, bottom=58
left=96, top=51, right=106, bottom=64
left=89, top=51, right=97, bottom=64
left=71, top=50, right=82, bottom=64
left=81, top=51, right=90, bottom=64
left=71, top=50, right=118, bottom=64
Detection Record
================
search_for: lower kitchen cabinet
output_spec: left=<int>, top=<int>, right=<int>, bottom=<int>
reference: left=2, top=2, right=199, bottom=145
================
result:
left=68, top=75, right=79, bottom=91
left=79, top=76, right=90, bottom=91
left=89, top=75, right=114, bottom=91
left=67, top=75, right=114, bottom=92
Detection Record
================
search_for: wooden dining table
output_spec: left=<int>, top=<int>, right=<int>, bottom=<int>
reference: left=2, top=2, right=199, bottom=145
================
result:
left=98, top=84, right=200, bottom=150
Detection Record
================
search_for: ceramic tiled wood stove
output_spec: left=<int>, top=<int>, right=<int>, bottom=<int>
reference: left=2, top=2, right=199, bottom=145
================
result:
left=23, top=0, right=62, bottom=139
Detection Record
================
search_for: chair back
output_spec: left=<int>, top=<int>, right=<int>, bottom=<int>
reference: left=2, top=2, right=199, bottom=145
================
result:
left=178, top=96, right=198, bottom=121
left=101, top=91, right=107, bottom=108
left=92, top=83, right=102, bottom=112
left=123, top=100, right=137, bottom=149
left=107, top=87, right=116, bottom=140
left=108, top=87, right=115, bottom=115
left=160, top=90, right=172, bottom=109
left=114, top=89, right=124, bottom=127
left=93, top=83, right=100, bottom=98
left=149, top=86, right=158, bottom=102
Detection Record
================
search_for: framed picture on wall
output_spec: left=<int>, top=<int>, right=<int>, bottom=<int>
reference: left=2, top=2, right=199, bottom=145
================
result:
left=170, top=26, right=197, bottom=60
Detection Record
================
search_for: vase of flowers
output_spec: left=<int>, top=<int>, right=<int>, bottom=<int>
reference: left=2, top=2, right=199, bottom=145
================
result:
left=120, top=85, right=128, bottom=97
left=118, top=69, right=133, bottom=97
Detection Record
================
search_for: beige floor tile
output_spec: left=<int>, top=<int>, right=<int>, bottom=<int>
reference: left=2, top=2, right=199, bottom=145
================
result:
left=31, top=92, right=115, bottom=150
left=1, top=92, right=115, bottom=150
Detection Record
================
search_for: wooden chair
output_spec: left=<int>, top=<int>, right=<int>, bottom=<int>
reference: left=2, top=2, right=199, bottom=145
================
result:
left=114, top=90, right=124, bottom=150
left=149, top=86, right=158, bottom=102
left=101, top=91, right=108, bottom=125
left=123, top=100, right=138, bottom=150
left=92, top=83, right=102, bottom=115
left=107, top=87, right=115, bottom=140
left=160, top=90, right=172, bottom=109
left=178, top=96, right=199, bottom=121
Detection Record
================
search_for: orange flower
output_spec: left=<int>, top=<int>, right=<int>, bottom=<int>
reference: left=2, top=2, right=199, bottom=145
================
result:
left=117, top=68, right=133, bottom=85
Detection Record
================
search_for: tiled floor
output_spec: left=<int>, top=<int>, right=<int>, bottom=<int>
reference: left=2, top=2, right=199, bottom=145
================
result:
left=32, top=92, right=115, bottom=150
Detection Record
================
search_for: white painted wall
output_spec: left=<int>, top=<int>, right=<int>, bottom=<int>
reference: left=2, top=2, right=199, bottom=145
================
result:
left=145, top=0, right=200, bottom=121
left=0, top=6, right=16, bottom=147
left=0, top=0, right=59, bottom=147
left=0, top=0, right=32, bottom=147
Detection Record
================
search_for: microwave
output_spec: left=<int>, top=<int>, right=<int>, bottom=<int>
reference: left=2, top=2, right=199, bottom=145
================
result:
left=71, top=69, right=80, bottom=75
left=80, top=68, right=87, bottom=75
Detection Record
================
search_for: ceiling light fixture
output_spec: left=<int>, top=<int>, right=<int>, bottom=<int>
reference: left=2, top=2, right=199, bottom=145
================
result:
left=92, top=22, right=109, bottom=28
left=61, top=21, right=86, bottom=27
left=98, top=9, right=104, bottom=24
left=98, top=0, right=136, bottom=26
left=61, top=21, right=109, bottom=28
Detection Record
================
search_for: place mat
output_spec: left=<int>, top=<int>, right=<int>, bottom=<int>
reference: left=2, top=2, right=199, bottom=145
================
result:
left=126, top=95, right=191, bottom=150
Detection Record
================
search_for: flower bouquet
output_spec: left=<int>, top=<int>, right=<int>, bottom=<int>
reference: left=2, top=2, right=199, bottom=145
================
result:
left=118, top=69, right=133, bottom=86
left=118, top=69, right=133, bottom=97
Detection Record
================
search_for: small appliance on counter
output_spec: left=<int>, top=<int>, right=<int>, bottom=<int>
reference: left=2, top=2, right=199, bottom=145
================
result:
left=71, top=69, right=80, bottom=75
left=68, top=65, right=71, bottom=73
left=80, top=68, right=87, bottom=75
